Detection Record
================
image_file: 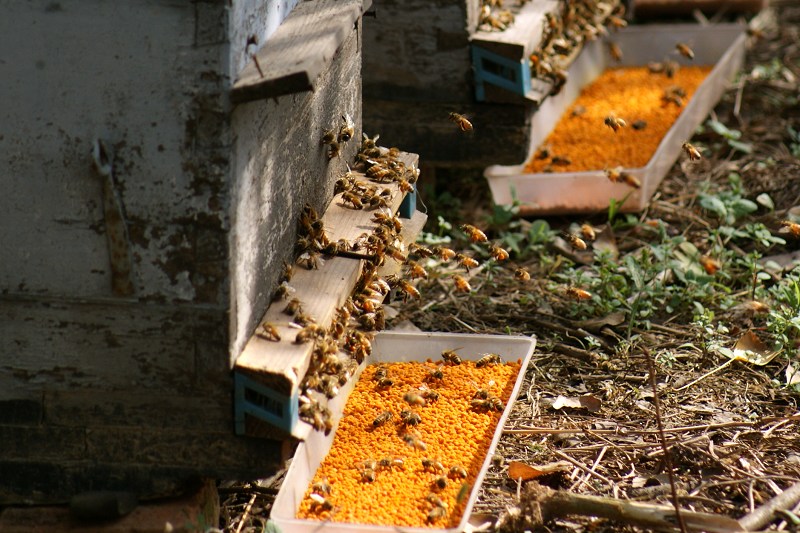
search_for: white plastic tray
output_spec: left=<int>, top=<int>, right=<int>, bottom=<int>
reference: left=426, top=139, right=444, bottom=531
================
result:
left=484, top=23, right=746, bottom=215
left=271, top=331, right=537, bottom=533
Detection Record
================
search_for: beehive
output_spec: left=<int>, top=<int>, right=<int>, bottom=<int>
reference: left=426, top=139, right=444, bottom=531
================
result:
left=0, top=0, right=371, bottom=504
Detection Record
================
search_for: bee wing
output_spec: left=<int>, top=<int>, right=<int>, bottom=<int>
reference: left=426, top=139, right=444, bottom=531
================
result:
left=342, top=113, right=354, bottom=129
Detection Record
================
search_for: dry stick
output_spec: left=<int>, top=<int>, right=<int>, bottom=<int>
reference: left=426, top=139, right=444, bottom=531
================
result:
left=643, top=346, right=688, bottom=533
left=552, top=450, right=615, bottom=489
left=571, top=446, right=608, bottom=491
left=674, top=357, right=736, bottom=392
left=234, top=493, right=257, bottom=533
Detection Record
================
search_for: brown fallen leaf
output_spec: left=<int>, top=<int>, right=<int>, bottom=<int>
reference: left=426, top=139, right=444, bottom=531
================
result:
left=508, top=460, right=571, bottom=482
left=551, top=394, right=602, bottom=412
left=576, top=310, right=626, bottom=332
left=731, top=330, right=779, bottom=366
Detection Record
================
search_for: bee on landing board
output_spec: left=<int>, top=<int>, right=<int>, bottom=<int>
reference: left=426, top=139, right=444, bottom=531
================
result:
left=448, top=112, right=473, bottom=132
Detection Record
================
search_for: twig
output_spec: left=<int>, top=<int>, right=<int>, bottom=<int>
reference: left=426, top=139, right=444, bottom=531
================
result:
left=235, top=494, right=257, bottom=533
left=644, top=346, right=687, bottom=533
left=552, top=450, right=615, bottom=488
left=674, top=358, right=736, bottom=392
left=570, top=446, right=607, bottom=491
left=551, top=342, right=594, bottom=363
left=739, top=482, right=800, bottom=531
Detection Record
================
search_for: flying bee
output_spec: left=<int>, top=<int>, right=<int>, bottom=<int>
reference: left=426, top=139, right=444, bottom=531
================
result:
left=409, top=243, right=434, bottom=258
left=422, top=458, right=445, bottom=473
left=373, top=410, right=393, bottom=427
left=476, top=353, right=502, bottom=367
left=432, top=245, right=457, bottom=262
left=461, top=223, right=488, bottom=243
left=453, top=274, right=472, bottom=293
left=456, top=253, right=479, bottom=272
left=562, top=231, right=587, bottom=251
left=489, top=244, right=510, bottom=261
left=403, top=391, right=426, bottom=407
left=432, top=476, right=448, bottom=491
left=608, top=42, right=623, bottom=62
left=427, top=506, right=447, bottom=523
left=402, top=432, right=427, bottom=451
left=566, top=287, right=593, bottom=300
left=400, top=409, right=422, bottom=426
left=780, top=220, right=800, bottom=237
left=255, top=322, right=280, bottom=342
left=682, top=141, right=702, bottom=161
left=406, top=260, right=428, bottom=280
left=621, top=172, right=641, bottom=189
left=514, top=267, right=531, bottom=281
left=312, top=478, right=332, bottom=496
left=309, top=492, right=333, bottom=512
left=284, top=298, right=303, bottom=316
left=604, top=114, right=627, bottom=132
left=664, top=59, right=679, bottom=78
left=676, top=42, right=694, bottom=60
left=426, top=493, right=447, bottom=508
left=397, top=279, right=421, bottom=300
left=580, top=223, right=596, bottom=242
left=449, top=112, right=473, bottom=132
left=441, top=349, right=462, bottom=365
left=607, top=15, right=627, bottom=29
left=699, top=255, right=721, bottom=275
left=449, top=465, right=467, bottom=479
left=338, top=113, right=355, bottom=143
left=342, top=191, right=364, bottom=209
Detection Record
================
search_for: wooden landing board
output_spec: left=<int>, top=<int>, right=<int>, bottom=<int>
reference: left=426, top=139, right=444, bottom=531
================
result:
left=234, top=151, right=421, bottom=436
left=231, top=0, right=372, bottom=103
left=471, top=0, right=560, bottom=60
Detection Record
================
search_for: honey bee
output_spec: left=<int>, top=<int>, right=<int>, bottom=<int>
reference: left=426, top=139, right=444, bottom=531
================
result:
left=397, top=178, right=415, bottom=193
left=386, top=244, right=407, bottom=263
left=461, top=223, right=488, bottom=243
left=471, top=396, right=504, bottom=411
left=448, top=112, right=473, bottom=132
left=327, top=141, right=340, bottom=160
left=334, top=177, right=353, bottom=195
left=664, top=59, right=679, bottom=78
left=378, top=457, right=405, bottom=470
left=535, top=145, right=551, bottom=159
left=747, top=27, right=765, bottom=40
left=397, top=279, right=421, bottom=300
left=403, top=391, right=427, bottom=407
left=449, top=465, right=467, bottom=479
left=456, top=253, right=479, bottom=272
left=608, top=42, right=623, bottom=62
left=342, top=191, right=364, bottom=209
left=284, top=297, right=303, bottom=316
left=376, top=377, right=394, bottom=388
left=312, top=478, right=332, bottom=496
left=604, top=114, right=627, bottom=133
left=338, top=113, right=355, bottom=143
left=426, top=493, right=447, bottom=508
left=551, top=155, right=571, bottom=166
left=676, top=42, right=694, bottom=60
left=682, top=141, right=702, bottom=161
left=426, top=506, right=447, bottom=523
left=607, top=15, right=627, bottom=29
left=372, top=364, right=389, bottom=382
left=406, top=260, right=428, bottom=280
left=409, top=243, right=434, bottom=258
left=255, top=322, right=280, bottom=342
left=309, top=492, right=334, bottom=512
left=367, top=165, right=393, bottom=182
left=514, top=267, right=531, bottom=281
left=426, top=365, right=444, bottom=381
left=566, top=287, right=593, bottom=300
left=422, top=458, right=445, bottom=473
left=321, top=129, right=336, bottom=145
left=374, top=307, right=386, bottom=331
left=489, top=244, right=510, bottom=261
left=359, top=466, right=376, bottom=483
left=699, top=255, right=721, bottom=275
left=580, top=223, right=596, bottom=242
left=419, top=385, right=440, bottom=402
left=621, top=172, right=641, bottom=189
left=476, top=353, right=502, bottom=367
left=298, top=251, right=323, bottom=270
left=780, top=220, right=800, bottom=237
left=432, top=476, right=448, bottom=491
left=562, top=231, right=587, bottom=251
left=294, top=311, right=317, bottom=326
left=402, top=432, right=427, bottom=451
left=441, top=349, right=462, bottom=365
left=295, top=324, right=322, bottom=344
left=373, top=410, right=393, bottom=427
left=662, top=85, right=686, bottom=107
left=632, top=119, right=647, bottom=130
left=453, top=274, right=472, bottom=293
left=400, top=409, right=422, bottom=426
left=432, top=246, right=457, bottom=262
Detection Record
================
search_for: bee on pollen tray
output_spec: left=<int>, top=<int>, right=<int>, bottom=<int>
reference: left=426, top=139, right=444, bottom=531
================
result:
left=604, top=114, right=627, bottom=133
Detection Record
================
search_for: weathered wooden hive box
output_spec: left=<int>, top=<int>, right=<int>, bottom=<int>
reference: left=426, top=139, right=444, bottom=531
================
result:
left=0, top=0, right=371, bottom=504
left=361, top=0, right=622, bottom=169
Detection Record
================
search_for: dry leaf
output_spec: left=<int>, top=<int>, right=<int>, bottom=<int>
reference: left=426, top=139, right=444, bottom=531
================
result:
left=592, top=224, right=618, bottom=259
left=787, top=362, right=800, bottom=386
left=551, top=394, right=602, bottom=412
left=728, top=330, right=779, bottom=366
left=576, top=311, right=626, bottom=332
left=508, top=460, right=570, bottom=482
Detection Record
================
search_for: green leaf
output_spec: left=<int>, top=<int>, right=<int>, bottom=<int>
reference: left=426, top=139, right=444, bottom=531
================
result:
left=699, top=194, right=728, bottom=218
left=730, top=198, right=758, bottom=218
left=728, top=139, right=753, bottom=154
left=527, top=219, right=551, bottom=244
left=756, top=193, right=774, bottom=210
left=708, top=119, right=742, bottom=140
